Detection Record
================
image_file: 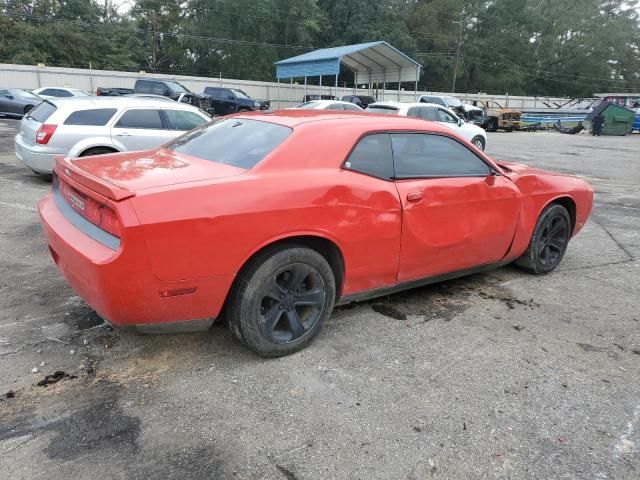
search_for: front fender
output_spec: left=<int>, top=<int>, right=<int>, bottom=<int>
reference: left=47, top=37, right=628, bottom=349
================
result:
left=67, top=137, right=124, bottom=158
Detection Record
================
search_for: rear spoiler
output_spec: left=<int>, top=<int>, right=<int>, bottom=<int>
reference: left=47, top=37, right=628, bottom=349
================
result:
left=54, top=156, right=135, bottom=201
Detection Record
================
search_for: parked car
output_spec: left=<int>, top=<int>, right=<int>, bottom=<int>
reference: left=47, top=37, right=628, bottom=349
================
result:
left=15, top=96, right=211, bottom=174
left=96, top=80, right=214, bottom=115
left=418, top=95, right=465, bottom=116
left=32, top=87, right=91, bottom=99
left=38, top=111, right=593, bottom=357
left=302, top=94, right=338, bottom=102
left=203, top=87, right=270, bottom=115
left=291, top=100, right=363, bottom=111
left=0, top=88, right=43, bottom=118
left=366, top=101, right=488, bottom=150
left=135, top=79, right=215, bottom=115
left=341, top=95, right=377, bottom=109
left=96, top=87, right=134, bottom=96
left=462, top=104, right=488, bottom=127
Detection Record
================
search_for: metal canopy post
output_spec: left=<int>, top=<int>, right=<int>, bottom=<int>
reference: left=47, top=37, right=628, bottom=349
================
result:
left=319, top=75, right=322, bottom=98
left=354, top=71, right=357, bottom=94
left=304, top=76, right=307, bottom=101
left=277, top=78, right=280, bottom=109
left=397, top=70, right=401, bottom=101
left=414, top=65, right=419, bottom=101
left=290, top=77, right=293, bottom=106
left=335, top=73, right=338, bottom=97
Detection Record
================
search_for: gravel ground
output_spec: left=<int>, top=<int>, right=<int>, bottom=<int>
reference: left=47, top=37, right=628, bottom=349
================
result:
left=0, top=119, right=638, bottom=480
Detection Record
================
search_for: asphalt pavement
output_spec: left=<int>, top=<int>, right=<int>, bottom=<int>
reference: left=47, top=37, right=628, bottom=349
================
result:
left=0, top=118, right=638, bottom=479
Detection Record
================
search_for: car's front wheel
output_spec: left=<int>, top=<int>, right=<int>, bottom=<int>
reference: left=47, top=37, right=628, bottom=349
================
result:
left=226, top=246, right=336, bottom=357
left=516, top=203, right=571, bottom=274
left=471, top=135, right=485, bottom=151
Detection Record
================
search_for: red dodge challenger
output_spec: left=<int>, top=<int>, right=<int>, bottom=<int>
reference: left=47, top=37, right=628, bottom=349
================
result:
left=39, top=111, right=593, bottom=356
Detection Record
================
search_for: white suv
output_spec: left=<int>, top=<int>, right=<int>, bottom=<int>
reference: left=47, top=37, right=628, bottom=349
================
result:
left=15, top=96, right=211, bottom=174
left=366, top=101, right=488, bottom=151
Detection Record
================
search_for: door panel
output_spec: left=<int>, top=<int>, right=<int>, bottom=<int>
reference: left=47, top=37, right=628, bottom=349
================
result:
left=390, top=132, right=521, bottom=283
left=395, top=176, right=521, bottom=282
left=111, top=109, right=172, bottom=151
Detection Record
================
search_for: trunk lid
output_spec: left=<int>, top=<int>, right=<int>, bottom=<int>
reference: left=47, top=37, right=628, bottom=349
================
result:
left=57, top=148, right=245, bottom=199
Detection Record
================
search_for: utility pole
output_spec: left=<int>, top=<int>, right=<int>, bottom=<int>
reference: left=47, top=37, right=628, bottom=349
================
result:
left=452, top=10, right=464, bottom=93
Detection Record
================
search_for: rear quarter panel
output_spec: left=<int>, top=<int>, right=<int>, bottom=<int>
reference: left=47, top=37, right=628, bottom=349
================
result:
left=130, top=123, right=404, bottom=295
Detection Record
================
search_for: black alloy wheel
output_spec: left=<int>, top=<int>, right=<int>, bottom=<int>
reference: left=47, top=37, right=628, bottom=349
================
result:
left=258, top=263, right=326, bottom=344
left=516, top=203, right=571, bottom=274
left=226, top=246, right=336, bottom=357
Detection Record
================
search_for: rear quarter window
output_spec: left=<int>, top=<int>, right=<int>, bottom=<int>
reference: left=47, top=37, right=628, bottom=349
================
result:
left=28, top=101, right=57, bottom=123
left=167, top=118, right=291, bottom=169
left=343, top=134, right=394, bottom=180
left=64, top=108, right=117, bottom=126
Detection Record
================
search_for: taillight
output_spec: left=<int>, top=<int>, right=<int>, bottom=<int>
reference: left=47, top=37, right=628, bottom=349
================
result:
left=99, top=205, right=121, bottom=237
left=59, top=180, right=122, bottom=238
left=36, top=124, right=57, bottom=145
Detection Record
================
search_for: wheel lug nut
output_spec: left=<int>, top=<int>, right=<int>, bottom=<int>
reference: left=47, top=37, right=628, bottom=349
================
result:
left=287, top=307, right=292, bottom=311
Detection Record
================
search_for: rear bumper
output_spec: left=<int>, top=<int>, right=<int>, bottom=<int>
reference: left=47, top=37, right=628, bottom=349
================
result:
left=38, top=191, right=234, bottom=330
left=15, top=134, right=65, bottom=174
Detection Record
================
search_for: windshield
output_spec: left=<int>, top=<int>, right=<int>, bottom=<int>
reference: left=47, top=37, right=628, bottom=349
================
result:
left=366, top=106, right=399, bottom=114
left=443, top=96, right=463, bottom=108
left=167, top=118, right=292, bottom=169
left=231, top=89, right=251, bottom=99
left=166, top=81, right=190, bottom=93
left=11, top=89, right=40, bottom=99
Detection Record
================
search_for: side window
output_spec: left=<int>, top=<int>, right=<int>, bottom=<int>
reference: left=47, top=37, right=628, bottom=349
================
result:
left=407, top=107, right=422, bottom=118
left=420, top=107, right=438, bottom=121
left=327, top=103, right=344, bottom=110
left=207, top=88, right=221, bottom=98
left=437, top=109, right=457, bottom=123
left=164, top=110, right=208, bottom=131
left=344, top=134, right=394, bottom=180
left=0, top=89, right=10, bottom=96
left=53, top=89, right=73, bottom=97
left=391, top=134, right=490, bottom=178
left=64, top=108, right=117, bottom=126
left=115, top=109, right=164, bottom=129
left=343, top=103, right=362, bottom=111
left=223, top=89, right=235, bottom=99
left=136, top=80, right=151, bottom=93
left=151, top=82, right=166, bottom=95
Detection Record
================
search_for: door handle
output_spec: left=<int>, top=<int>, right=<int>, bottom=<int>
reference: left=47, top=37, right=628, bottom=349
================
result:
left=406, top=191, right=424, bottom=202
left=116, top=132, right=131, bottom=137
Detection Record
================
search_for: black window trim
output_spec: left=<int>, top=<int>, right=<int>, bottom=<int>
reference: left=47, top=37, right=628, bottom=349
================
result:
left=341, top=130, right=498, bottom=182
left=390, top=131, right=496, bottom=180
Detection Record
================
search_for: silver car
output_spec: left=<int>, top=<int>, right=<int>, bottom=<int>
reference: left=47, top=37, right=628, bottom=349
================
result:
left=15, top=96, right=211, bottom=174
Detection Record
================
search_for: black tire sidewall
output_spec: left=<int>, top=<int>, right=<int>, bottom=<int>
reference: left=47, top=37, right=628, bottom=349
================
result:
left=471, top=136, right=485, bottom=151
left=524, top=204, right=571, bottom=274
left=232, top=247, right=336, bottom=357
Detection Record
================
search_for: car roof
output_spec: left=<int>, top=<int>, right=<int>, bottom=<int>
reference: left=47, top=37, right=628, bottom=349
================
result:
left=232, top=109, right=454, bottom=134
left=46, top=96, right=198, bottom=111
left=368, top=101, right=445, bottom=109
left=306, top=100, right=355, bottom=105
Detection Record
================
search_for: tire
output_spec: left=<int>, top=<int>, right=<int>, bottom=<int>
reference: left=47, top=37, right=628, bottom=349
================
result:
left=226, top=246, right=336, bottom=357
left=486, top=118, right=498, bottom=132
left=515, top=203, right=571, bottom=275
left=471, top=135, right=485, bottom=151
left=79, top=147, right=117, bottom=157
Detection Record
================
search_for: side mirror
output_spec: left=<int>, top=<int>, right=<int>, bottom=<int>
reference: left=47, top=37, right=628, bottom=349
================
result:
left=5, top=94, right=13, bottom=99
left=458, top=118, right=463, bottom=126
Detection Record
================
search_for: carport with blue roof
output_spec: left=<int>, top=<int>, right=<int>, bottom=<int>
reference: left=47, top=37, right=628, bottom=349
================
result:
left=274, top=41, right=422, bottom=103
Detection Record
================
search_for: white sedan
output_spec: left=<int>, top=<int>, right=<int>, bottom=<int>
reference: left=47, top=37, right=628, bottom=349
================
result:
left=32, top=87, right=91, bottom=99
left=291, top=100, right=364, bottom=111
left=366, top=101, right=488, bottom=151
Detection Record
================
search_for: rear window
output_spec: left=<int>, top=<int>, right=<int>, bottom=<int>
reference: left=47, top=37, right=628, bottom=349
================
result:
left=167, top=118, right=291, bottom=169
left=366, top=106, right=399, bottom=114
left=296, top=101, right=320, bottom=109
left=28, top=101, right=57, bottom=123
left=64, top=108, right=117, bottom=126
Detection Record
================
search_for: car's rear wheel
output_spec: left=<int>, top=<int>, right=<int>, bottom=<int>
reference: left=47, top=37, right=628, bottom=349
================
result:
left=226, top=246, right=336, bottom=357
left=79, top=147, right=117, bottom=157
left=471, top=135, right=485, bottom=151
left=486, top=118, right=498, bottom=132
left=516, top=203, right=571, bottom=274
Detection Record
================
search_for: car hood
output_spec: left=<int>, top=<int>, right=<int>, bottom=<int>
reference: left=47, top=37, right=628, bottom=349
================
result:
left=68, top=148, right=245, bottom=193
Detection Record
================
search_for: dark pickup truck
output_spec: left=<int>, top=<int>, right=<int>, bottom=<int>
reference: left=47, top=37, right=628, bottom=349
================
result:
left=203, top=87, right=270, bottom=115
left=97, top=79, right=215, bottom=115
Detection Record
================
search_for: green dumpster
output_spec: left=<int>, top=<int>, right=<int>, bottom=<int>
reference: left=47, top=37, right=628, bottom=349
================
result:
left=587, top=101, right=635, bottom=135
